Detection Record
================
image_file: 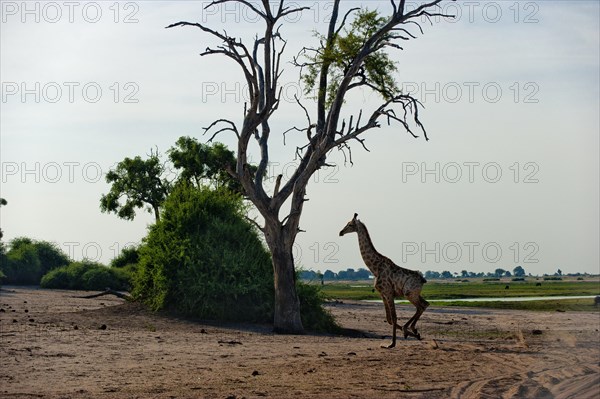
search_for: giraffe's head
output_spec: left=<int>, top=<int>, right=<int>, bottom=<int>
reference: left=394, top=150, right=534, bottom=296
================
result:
left=339, top=213, right=359, bottom=236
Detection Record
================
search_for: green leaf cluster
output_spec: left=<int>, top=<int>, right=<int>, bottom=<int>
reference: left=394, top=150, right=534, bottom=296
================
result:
left=302, top=9, right=399, bottom=107
left=100, top=154, right=171, bottom=221
left=168, top=137, right=238, bottom=190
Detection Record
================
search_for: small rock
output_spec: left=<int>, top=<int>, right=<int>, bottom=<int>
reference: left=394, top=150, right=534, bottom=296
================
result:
left=251, top=370, right=260, bottom=376
left=28, top=318, right=34, bottom=323
left=24, top=309, right=29, bottom=313
left=73, top=325, right=79, bottom=330
left=200, top=328, right=207, bottom=334
left=347, top=352, right=357, bottom=356
left=12, top=319, right=17, bottom=323
left=0, top=308, right=5, bottom=313
left=532, top=329, right=543, bottom=335
left=99, top=324, right=107, bottom=330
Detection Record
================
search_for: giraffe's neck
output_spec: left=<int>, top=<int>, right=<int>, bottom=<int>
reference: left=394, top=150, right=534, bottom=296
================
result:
left=355, top=221, right=386, bottom=277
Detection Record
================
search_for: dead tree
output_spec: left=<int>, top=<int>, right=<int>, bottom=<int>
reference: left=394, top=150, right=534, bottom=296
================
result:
left=167, top=0, right=453, bottom=333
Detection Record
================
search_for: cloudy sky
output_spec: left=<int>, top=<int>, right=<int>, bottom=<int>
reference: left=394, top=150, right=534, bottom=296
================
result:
left=1, top=1, right=598, bottom=276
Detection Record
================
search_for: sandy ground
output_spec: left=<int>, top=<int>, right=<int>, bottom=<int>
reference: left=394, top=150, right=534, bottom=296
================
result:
left=1, top=287, right=599, bottom=399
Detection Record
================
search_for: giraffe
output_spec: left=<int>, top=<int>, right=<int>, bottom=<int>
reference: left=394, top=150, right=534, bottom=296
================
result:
left=339, top=213, right=429, bottom=348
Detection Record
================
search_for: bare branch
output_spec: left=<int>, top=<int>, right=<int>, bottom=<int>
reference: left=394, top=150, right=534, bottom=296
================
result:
left=273, top=174, right=283, bottom=197
left=206, top=0, right=267, bottom=20
left=282, top=126, right=307, bottom=146
left=334, top=7, right=361, bottom=37
left=244, top=214, right=265, bottom=232
left=203, top=119, right=241, bottom=141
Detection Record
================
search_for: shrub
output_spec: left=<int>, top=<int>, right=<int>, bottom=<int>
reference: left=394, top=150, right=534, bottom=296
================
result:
left=34, top=241, right=70, bottom=275
left=543, top=276, right=563, bottom=281
left=512, top=277, right=526, bottom=281
left=0, top=238, right=70, bottom=285
left=4, top=244, right=41, bottom=285
left=133, top=183, right=340, bottom=331
left=133, top=184, right=274, bottom=323
left=296, top=281, right=339, bottom=333
left=40, top=267, right=71, bottom=289
left=110, top=247, right=139, bottom=268
left=40, top=261, right=131, bottom=291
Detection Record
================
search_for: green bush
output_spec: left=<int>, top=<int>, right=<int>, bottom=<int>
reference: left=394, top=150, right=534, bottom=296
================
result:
left=4, top=244, right=42, bottom=285
left=110, top=247, right=139, bottom=268
left=40, top=261, right=131, bottom=291
left=40, top=267, right=71, bottom=289
left=133, top=183, right=275, bottom=323
left=0, top=238, right=70, bottom=285
left=296, top=281, right=339, bottom=333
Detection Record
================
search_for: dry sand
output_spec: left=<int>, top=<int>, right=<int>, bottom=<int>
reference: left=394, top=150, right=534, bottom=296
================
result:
left=1, top=286, right=599, bottom=398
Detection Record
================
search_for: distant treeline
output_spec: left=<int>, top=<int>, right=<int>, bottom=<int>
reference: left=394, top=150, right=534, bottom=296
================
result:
left=299, top=268, right=372, bottom=282
left=300, top=266, right=591, bottom=282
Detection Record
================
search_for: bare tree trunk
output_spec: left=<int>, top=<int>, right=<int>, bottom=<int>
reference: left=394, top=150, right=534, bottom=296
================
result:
left=264, top=223, right=303, bottom=334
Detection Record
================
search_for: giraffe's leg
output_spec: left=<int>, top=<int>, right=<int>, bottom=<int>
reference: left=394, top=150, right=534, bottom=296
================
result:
left=381, top=296, right=398, bottom=348
left=404, top=294, right=429, bottom=339
left=383, top=297, right=404, bottom=332
left=382, top=296, right=393, bottom=326
left=409, top=296, right=429, bottom=335
left=404, top=293, right=427, bottom=340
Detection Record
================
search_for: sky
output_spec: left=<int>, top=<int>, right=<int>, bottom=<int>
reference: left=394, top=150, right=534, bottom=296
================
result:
left=1, top=0, right=598, bottom=276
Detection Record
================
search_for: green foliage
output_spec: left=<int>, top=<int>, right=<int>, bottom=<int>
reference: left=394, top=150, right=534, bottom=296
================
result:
left=40, top=261, right=131, bottom=291
left=301, top=9, right=398, bottom=107
left=110, top=246, right=140, bottom=268
left=100, top=152, right=171, bottom=222
left=34, top=241, right=70, bottom=276
left=133, top=183, right=274, bottom=323
left=322, top=281, right=600, bottom=302
left=168, top=137, right=240, bottom=190
left=0, top=238, right=70, bottom=285
left=296, top=281, right=340, bottom=333
left=513, top=265, right=526, bottom=277
left=4, top=244, right=41, bottom=285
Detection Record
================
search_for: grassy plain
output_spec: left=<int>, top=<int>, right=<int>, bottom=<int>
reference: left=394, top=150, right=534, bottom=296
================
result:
left=319, top=278, right=600, bottom=311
